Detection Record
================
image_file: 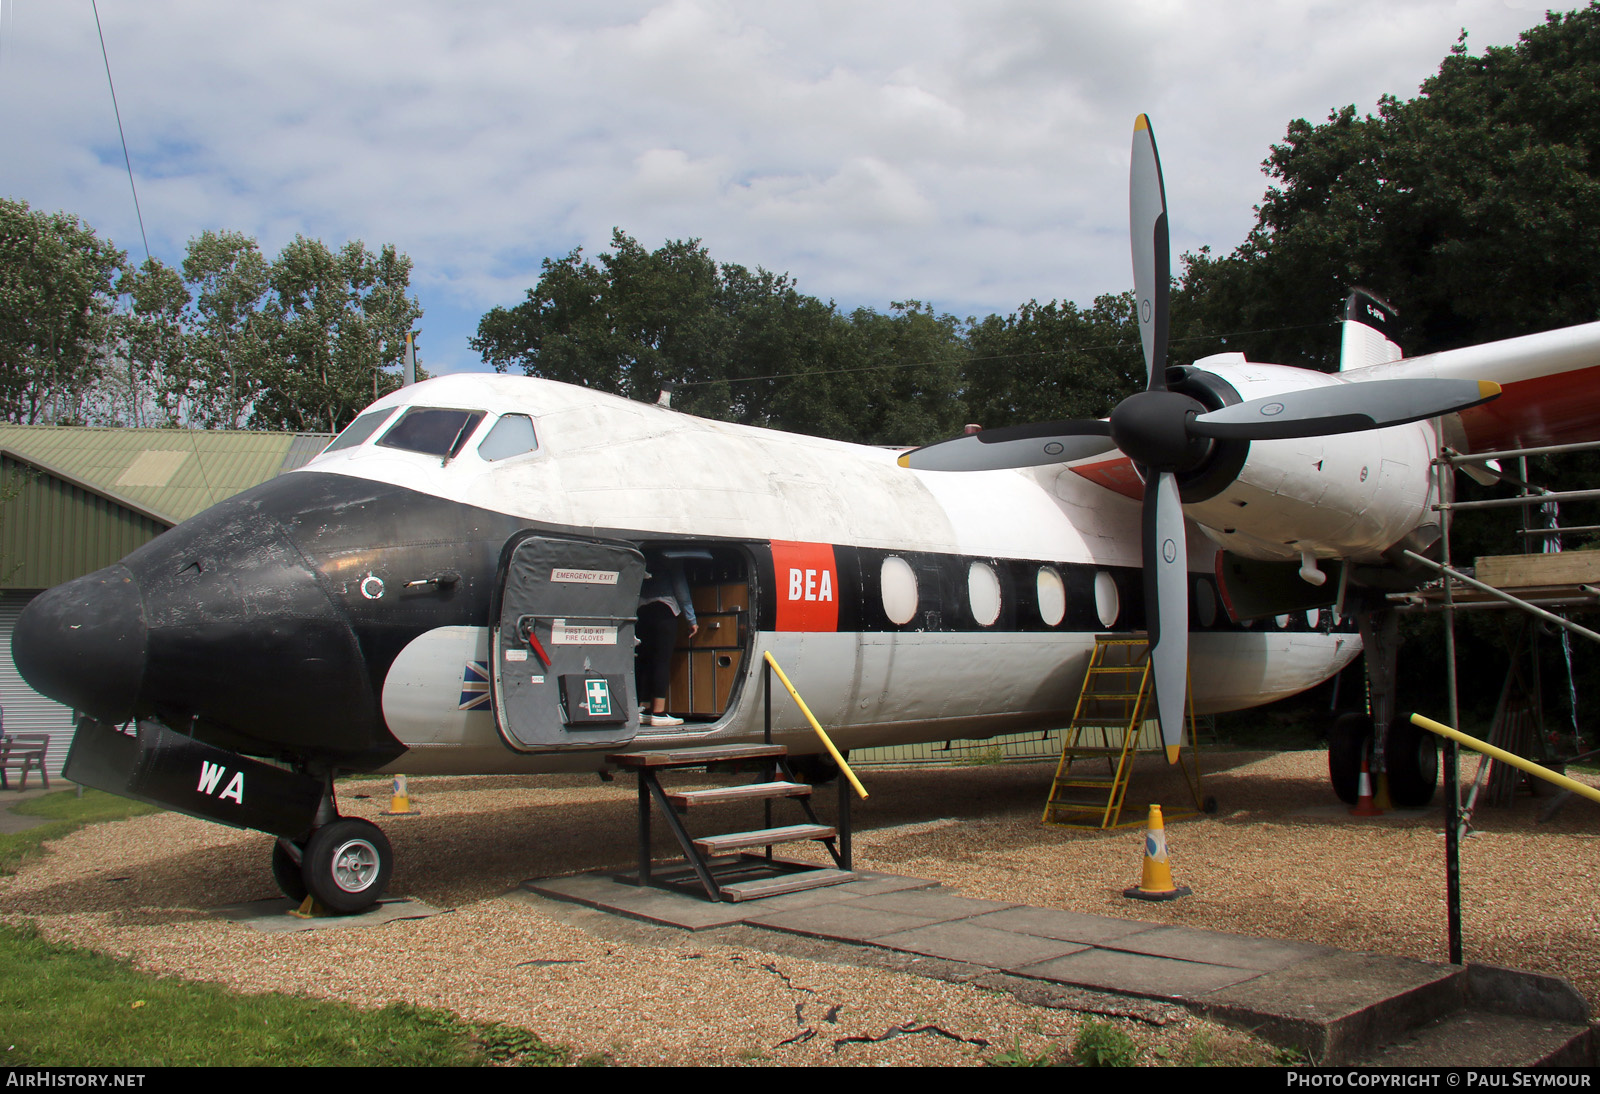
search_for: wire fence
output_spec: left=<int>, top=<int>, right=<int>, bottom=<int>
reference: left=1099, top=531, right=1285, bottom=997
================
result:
left=849, top=729, right=1065, bottom=768
left=847, top=716, right=1218, bottom=768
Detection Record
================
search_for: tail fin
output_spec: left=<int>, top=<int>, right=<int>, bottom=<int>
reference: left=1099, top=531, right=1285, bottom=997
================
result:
left=1340, top=288, right=1401, bottom=372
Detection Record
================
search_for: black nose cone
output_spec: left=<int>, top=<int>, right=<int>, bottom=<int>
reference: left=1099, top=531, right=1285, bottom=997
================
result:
left=13, top=564, right=148, bottom=724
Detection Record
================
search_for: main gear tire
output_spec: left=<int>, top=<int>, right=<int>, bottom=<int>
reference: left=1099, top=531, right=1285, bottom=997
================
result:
left=271, top=839, right=308, bottom=902
left=789, top=752, right=848, bottom=785
left=1385, top=716, right=1439, bottom=807
left=302, top=818, right=392, bottom=914
left=1329, top=713, right=1374, bottom=805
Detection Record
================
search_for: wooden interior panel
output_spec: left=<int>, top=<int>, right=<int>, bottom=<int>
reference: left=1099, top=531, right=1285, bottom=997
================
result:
left=665, top=580, right=750, bottom=718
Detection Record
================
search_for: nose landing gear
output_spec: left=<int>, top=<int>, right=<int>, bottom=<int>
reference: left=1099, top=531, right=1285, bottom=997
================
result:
left=272, top=818, right=394, bottom=914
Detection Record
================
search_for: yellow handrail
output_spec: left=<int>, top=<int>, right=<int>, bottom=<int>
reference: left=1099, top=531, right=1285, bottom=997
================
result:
left=1409, top=712, right=1600, bottom=806
left=763, top=651, right=868, bottom=799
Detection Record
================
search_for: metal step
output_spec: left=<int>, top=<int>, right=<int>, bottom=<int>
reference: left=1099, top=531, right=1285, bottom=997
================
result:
left=1046, top=799, right=1112, bottom=814
left=607, top=744, right=788, bottom=769
left=665, top=781, right=812, bottom=809
left=719, top=867, right=854, bottom=902
left=1044, top=811, right=1113, bottom=826
left=694, top=823, right=836, bottom=855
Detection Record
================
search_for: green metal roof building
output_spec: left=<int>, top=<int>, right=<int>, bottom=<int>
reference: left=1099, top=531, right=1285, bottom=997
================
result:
left=0, top=425, right=331, bottom=780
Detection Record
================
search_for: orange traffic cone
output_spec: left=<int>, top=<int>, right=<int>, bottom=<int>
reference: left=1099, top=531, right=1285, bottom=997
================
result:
left=1350, top=757, right=1383, bottom=817
left=1123, top=805, right=1191, bottom=901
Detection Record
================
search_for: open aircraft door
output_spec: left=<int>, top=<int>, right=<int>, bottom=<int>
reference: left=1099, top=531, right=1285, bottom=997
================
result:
left=491, top=533, right=646, bottom=752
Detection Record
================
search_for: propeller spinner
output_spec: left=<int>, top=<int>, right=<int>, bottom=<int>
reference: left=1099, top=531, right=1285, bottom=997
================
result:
left=900, top=115, right=1501, bottom=761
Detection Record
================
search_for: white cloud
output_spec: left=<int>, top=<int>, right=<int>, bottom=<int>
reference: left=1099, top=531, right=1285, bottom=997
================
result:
left=0, top=0, right=1570, bottom=373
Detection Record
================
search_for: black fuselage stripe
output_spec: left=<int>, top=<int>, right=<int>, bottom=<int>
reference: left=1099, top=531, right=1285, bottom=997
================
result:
left=110, top=471, right=1349, bottom=766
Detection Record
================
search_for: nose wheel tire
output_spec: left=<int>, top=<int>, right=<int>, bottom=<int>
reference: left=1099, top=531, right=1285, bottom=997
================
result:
left=302, top=818, right=392, bottom=914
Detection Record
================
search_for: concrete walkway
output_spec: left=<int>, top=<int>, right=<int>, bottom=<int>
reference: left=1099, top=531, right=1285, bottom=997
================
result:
left=526, top=867, right=1596, bottom=1065
left=0, top=784, right=64, bottom=834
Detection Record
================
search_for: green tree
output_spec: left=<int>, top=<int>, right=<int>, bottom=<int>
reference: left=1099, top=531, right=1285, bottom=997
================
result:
left=179, top=230, right=271, bottom=428
left=833, top=301, right=968, bottom=446
left=250, top=237, right=422, bottom=433
left=1181, top=4, right=1600, bottom=368
left=476, top=231, right=731, bottom=404
left=111, top=257, right=192, bottom=428
left=0, top=199, right=125, bottom=424
left=962, top=293, right=1143, bottom=428
left=1173, top=5, right=1600, bottom=732
left=678, top=260, right=857, bottom=435
left=475, top=231, right=968, bottom=445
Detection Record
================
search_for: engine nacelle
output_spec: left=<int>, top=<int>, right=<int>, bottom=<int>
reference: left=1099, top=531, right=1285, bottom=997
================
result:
left=1175, top=354, right=1439, bottom=565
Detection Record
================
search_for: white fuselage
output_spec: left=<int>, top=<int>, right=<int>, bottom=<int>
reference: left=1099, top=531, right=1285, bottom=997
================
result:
left=296, top=372, right=1365, bottom=776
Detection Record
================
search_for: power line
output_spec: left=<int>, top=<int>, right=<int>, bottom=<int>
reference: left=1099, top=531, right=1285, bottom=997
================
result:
left=673, top=318, right=1338, bottom=389
left=92, top=0, right=150, bottom=266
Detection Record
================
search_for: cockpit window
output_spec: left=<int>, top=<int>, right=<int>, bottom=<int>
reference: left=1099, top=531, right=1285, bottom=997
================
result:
left=476, top=413, right=539, bottom=461
left=377, top=407, right=487, bottom=458
left=324, top=407, right=397, bottom=453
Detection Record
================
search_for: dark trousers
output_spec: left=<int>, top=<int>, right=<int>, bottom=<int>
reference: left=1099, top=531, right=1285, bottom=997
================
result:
left=635, top=602, right=679, bottom=703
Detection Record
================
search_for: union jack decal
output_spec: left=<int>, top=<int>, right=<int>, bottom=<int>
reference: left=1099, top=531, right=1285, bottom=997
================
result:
left=459, top=660, right=491, bottom=710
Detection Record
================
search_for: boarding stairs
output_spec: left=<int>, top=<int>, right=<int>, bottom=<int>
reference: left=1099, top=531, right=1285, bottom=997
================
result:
left=607, top=743, right=855, bottom=902
left=1042, top=634, right=1205, bottom=829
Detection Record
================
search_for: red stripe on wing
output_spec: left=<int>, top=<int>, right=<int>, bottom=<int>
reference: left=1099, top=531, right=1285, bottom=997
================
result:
left=1458, top=361, right=1600, bottom=451
left=1070, top=455, right=1145, bottom=499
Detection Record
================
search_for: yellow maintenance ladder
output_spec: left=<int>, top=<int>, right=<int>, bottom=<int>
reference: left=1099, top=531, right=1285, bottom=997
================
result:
left=1042, top=634, right=1206, bottom=828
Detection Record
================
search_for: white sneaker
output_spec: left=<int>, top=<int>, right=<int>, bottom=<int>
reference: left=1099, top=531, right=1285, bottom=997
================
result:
left=647, top=713, right=684, bottom=727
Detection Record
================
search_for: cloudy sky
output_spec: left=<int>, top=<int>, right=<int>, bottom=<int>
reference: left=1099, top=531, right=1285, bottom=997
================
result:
left=0, top=0, right=1570, bottom=376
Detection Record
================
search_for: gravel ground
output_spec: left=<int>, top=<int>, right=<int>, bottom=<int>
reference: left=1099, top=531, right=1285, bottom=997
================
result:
left=2, top=749, right=1597, bottom=1066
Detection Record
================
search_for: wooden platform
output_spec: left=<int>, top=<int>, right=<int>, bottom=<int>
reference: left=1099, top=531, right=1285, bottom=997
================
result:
left=1400, top=552, right=1600, bottom=610
left=1476, top=552, right=1600, bottom=588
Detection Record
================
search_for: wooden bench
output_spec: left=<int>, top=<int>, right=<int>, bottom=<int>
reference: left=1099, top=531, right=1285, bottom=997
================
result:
left=0, top=734, right=50, bottom=791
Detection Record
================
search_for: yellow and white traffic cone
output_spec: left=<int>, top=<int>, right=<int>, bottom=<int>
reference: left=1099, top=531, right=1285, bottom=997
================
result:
left=1123, top=805, right=1191, bottom=901
left=382, top=774, right=418, bottom=816
left=1350, top=757, right=1383, bottom=817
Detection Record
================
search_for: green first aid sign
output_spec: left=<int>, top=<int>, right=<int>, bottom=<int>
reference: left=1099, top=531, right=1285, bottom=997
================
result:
left=585, top=678, right=612, bottom=716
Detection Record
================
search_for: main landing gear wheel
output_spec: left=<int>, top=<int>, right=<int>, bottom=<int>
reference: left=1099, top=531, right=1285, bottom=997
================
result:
left=1328, top=713, right=1374, bottom=805
left=271, top=839, right=308, bottom=902
left=1384, top=716, right=1439, bottom=808
left=302, top=818, right=393, bottom=914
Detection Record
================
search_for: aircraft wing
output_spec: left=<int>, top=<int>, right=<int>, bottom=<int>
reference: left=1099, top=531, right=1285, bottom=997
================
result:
left=1348, top=320, right=1600, bottom=451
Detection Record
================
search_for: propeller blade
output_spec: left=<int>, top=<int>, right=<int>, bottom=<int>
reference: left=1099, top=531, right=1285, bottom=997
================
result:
left=897, top=420, right=1115, bottom=471
left=1189, top=379, right=1501, bottom=441
left=1142, top=469, right=1189, bottom=762
left=1130, top=114, right=1170, bottom=393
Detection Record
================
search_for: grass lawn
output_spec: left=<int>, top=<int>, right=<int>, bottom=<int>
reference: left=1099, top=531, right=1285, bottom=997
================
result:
left=0, top=790, right=581, bottom=1067
left=0, top=789, right=161, bottom=876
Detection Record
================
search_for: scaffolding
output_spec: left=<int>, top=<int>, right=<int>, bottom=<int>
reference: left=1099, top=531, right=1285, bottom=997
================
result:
left=1387, top=437, right=1600, bottom=826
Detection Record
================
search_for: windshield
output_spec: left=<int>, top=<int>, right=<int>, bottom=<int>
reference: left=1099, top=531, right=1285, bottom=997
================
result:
left=323, top=407, right=397, bottom=453
left=477, top=413, right=539, bottom=461
left=377, top=407, right=487, bottom=458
